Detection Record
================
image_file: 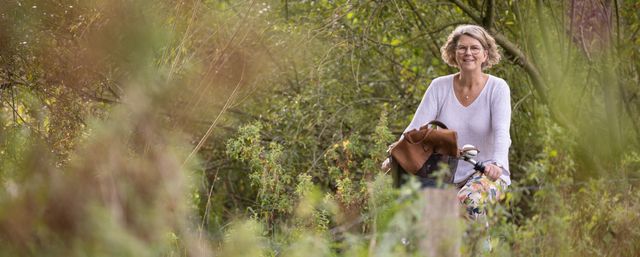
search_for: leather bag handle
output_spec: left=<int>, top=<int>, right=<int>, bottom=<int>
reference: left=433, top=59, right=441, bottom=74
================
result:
left=415, top=120, right=448, bottom=152
left=403, top=120, right=448, bottom=145
left=420, top=120, right=448, bottom=130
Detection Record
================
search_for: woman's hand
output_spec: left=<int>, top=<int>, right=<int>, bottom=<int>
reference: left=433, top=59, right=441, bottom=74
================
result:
left=381, top=157, right=392, bottom=171
left=484, top=164, right=502, bottom=181
left=381, top=143, right=398, bottom=172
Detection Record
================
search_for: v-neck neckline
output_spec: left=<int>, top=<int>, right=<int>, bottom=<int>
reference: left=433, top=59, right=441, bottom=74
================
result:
left=451, top=74, right=491, bottom=108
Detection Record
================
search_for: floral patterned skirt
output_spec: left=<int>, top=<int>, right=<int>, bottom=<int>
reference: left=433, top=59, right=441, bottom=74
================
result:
left=456, top=171, right=508, bottom=219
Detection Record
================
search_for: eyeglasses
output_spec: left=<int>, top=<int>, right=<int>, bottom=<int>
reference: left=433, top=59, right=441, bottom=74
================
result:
left=456, top=45, right=484, bottom=54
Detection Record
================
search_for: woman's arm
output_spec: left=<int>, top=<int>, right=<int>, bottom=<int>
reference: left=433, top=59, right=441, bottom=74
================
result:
left=491, top=82, right=512, bottom=181
left=403, top=81, right=440, bottom=134
left=383, top=80, right=441, bottom=171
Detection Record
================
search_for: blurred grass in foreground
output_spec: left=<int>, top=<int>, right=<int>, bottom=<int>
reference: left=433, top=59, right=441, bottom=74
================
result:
left=1, top=1, right=640, bottom=257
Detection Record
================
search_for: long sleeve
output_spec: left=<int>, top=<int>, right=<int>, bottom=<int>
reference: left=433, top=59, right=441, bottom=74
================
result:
left=403, top=81, right=440, bottom=135
left=490, top=82, right=512, bottom=182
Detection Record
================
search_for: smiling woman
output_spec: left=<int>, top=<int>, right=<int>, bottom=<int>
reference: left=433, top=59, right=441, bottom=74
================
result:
left=441, top=25, right=502, bottom=70
left=394, top=24, right=511, bottom=219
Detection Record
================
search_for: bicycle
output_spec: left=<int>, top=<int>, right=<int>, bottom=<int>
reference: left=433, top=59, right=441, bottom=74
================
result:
left=386, top=144, right=487, bottom=189
left=384, top=144, right=498, bottom=253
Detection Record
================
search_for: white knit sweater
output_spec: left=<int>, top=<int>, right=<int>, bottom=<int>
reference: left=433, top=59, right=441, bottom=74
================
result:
left=403, top=74, right=512, bottom=185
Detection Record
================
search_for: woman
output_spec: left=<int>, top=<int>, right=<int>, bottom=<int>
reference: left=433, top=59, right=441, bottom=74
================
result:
left=391, top=25, right=511, bottom=218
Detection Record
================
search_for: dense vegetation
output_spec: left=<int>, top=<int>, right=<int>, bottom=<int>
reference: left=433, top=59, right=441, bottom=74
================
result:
left=1, top=0, right=639, bottom=256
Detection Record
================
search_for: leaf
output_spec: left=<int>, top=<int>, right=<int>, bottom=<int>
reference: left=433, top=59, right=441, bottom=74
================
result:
left=346, top=11, right=354, bottom=20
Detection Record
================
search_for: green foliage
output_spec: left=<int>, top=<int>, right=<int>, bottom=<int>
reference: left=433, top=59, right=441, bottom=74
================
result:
left=2, top=0, right=640, bottom=256
left=570, top=181, right=640, bottom=256
left=226, top=122, right=296, bottom=224
left=218, top=220, right=266, bottom=257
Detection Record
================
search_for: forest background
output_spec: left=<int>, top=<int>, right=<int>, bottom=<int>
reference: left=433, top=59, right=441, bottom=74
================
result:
left=1, top=0, right=639, bottom=256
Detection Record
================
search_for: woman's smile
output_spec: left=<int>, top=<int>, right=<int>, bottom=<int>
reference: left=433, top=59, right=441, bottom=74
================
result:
left=455, top=35, right=487, bottom=71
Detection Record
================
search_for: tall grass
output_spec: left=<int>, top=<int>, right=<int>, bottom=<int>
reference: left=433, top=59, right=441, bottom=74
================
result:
left=1, top=1, right=639, bottom=256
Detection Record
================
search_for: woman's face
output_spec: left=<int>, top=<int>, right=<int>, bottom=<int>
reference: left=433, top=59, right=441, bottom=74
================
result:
left=455, top=35, right=487, bottom=72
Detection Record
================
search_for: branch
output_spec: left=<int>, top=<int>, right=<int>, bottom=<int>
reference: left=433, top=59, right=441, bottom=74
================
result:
left=403, top=0, right=443, bottom=61
left=491, top=33, right=547, bottom=103
left=77, top=89, right=120, bottom=104
left=614, top=0, right=621, bottom=52
left=2, top=91, right=41, bottom=134
left=0, top=71, right=28, bottom=88
left=450, top=0, right=482, bottom=22
left=620, top=81, right=640, bottom=145
left=469, top=0, right=481, bottom=10
left=483, top=0, right=495, bottom=30
left=380, top=20, right=473, bottom=47
left=0, top=82, right=12, bottom=90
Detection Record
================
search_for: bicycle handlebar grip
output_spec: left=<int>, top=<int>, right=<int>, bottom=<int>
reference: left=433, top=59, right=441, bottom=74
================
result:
left=474, top=162, right=485, bottom=173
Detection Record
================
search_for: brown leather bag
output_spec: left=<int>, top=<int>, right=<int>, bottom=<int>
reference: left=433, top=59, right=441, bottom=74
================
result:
left=389, top=121, right=459, bottom=177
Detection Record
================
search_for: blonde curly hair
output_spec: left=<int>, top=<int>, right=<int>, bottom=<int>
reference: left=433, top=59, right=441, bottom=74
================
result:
left=440, top=25, right=501, bottom=70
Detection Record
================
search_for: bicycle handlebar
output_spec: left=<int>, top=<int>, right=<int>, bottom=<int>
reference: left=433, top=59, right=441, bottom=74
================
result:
left=459, top=144, right=485, bottom=173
